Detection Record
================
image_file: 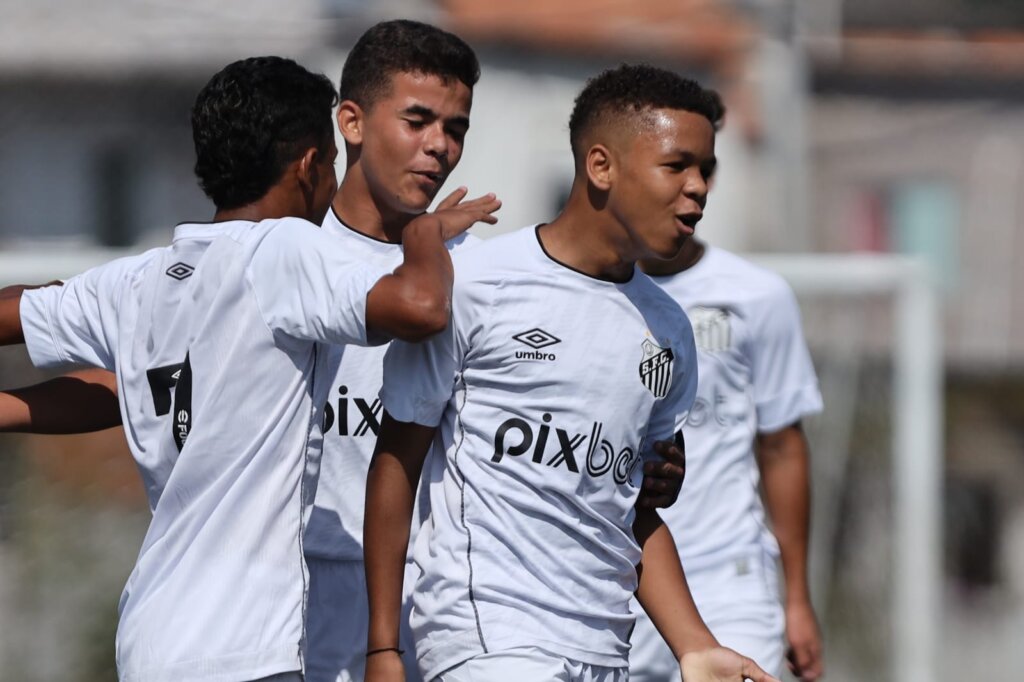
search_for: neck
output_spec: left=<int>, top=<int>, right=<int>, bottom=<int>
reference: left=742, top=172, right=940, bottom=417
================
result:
left=538, top=185, right=637, bottom=282
left=213, top=189, right=304, bottom=224
left=332, top=166, right=418, bottom=244
left=639, top=238, right=705, bottom=277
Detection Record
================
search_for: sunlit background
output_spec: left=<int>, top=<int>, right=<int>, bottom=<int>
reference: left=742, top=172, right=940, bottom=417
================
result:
left=2, top=1, right=1023, bottom=680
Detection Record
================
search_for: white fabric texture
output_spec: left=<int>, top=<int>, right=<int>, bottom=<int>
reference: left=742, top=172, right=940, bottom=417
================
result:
left=434, top=647, right=628, bottom=682
left=304, top=208, right=479, bottom=562
left=629, top=247, right=820, bottom=680
left=647, top=246, right=823, bottom=570
left=20, top=218, right=384, bottom=682
left=380, top=226, right=698, bottom=680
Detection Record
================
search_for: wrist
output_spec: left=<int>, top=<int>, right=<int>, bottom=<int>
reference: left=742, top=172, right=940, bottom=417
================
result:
left=405, top=215, right=444, bottom=241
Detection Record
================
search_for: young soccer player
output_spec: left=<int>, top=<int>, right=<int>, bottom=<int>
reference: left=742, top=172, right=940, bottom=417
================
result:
left=363, top=64, right=777, bottom=682
left=629, top=234, right=825, bottom=681
left=0, top=55, right=498, bottom=681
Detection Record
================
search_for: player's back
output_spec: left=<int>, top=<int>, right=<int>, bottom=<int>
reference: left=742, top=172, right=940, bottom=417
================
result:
left=23, top=216, right=381, bottom=681
left=116, top=217, right=380, bottom=682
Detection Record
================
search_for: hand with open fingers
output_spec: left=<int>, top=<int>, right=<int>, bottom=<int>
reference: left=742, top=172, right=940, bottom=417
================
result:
left=638, top=432, right=686, bottom=508
left=365, top=648, right=406, bottom=682
left=428, top=186, right=502, bottom=240
left=680, top=646, right=781, bottom=682
left=785, top=599, right=824, bottom=681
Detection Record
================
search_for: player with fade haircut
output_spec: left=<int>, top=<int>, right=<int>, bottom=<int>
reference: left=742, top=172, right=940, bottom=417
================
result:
left=0, top=55, right=498, bottom=682
left=628, top=188, right=826, bottom=677
left=363, top=64, right=778, bottom=682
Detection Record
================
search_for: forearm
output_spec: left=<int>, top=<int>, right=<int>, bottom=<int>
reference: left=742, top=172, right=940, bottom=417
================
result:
left=366, top=217, right=452, bottom=342
left=634, top=508, right=717, bottom=659
left=758, top=426, right=812, bottom=604
left=364, top=415, right=431, bottom=650
left=1, top=369, right=121, bottom=434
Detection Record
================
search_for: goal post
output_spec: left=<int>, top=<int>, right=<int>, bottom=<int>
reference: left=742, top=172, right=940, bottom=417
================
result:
left=751, top=253, right=943, bottom=682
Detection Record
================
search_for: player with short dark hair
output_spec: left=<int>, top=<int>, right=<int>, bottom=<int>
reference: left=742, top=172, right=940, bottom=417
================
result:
left=0, top=54, right=496, bottom=682
left=363, top=64, right=776, bottom=682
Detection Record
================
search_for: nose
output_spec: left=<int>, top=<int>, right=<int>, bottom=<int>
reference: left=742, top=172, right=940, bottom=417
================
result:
left=682, top=170, right=708, bottom=209
left=423, top=122, right=449, bottom=161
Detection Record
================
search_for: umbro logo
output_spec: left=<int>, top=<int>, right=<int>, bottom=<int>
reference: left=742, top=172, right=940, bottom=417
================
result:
left=512, top=328, right=560, bottom=361
left=165, top=262, right=194, bottom=281
left=513, top=328, right=561, bottom=350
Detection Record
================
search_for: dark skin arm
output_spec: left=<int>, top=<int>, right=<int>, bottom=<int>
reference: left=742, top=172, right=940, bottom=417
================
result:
left=756, top=422, right=823, bottom=681
left=634, top=509, right=779, bottom=682
left=0, top=368, right=121, bottom=433
left=363, top=411, right=435, bottom=682
left=365, top=189, right=499, bottom=342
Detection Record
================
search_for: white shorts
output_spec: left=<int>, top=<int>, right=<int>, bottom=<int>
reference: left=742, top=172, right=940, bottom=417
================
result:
left=304, top=557, right=421, bottom=682
left=253, top=675, right=303, bottom=682
left=434, top=647, right=627, bottom=682
left=628, top=553, right=785, bottom=682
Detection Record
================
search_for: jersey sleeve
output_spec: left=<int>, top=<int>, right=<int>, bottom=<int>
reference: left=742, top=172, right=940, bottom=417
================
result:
left=379, top=273, right=475, bottom=428
left=19, top=256, right=141, bottom=370
left=247, top=219, right=388, bottom=347
left=749, top=279, right=823, bottom=432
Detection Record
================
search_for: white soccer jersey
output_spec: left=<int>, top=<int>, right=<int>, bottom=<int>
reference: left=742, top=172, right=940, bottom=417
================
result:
left=20, top=218, right=385, bottom=682
left=380, top=226, right=698, bottom=680
left=648, top=246, right=823, bottom=569
left=303, top=208, right=478, bottom=562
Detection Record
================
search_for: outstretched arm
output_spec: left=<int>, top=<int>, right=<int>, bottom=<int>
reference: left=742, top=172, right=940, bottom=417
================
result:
left=364, top=412, right=436, bottom=682
left=757, top=423, right=823, bottom=681
left=634, top=509, right=780, bottom=682
left=365, top=189, right=499, bottom=342
left=0, top=368, right=121, bottom=433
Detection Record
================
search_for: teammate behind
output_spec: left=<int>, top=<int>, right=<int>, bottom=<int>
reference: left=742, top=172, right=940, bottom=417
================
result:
left=363, top=64, right=776, bottom=682
left=0, top=56, right=498, bottom=682
left=630, top=234, right=825, bottom=681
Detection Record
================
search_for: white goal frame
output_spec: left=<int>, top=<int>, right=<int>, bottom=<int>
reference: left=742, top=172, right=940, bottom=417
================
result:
left=750, top=253, right=942, bottom=682
left=0, top=249, right=943, bottom=682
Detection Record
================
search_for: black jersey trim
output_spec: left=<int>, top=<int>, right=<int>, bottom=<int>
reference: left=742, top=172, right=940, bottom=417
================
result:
left=329, top=206, right=399, bottom=245
left=533, top=224, right=636, bottom=285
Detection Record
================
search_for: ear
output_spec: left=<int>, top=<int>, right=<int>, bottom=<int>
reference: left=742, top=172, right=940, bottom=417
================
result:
left=337, top=99, right=364, bottom=146
left=296, top=146, right=320, bottom=196
left=585, top=144, right=614, bottom=192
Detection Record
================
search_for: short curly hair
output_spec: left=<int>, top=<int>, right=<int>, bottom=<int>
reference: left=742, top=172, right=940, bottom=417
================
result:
left=340, top=20, right=480, bottom=109
left=191, top=56, right=338, bottom=211
left=569, top=64, right=724, bottom=159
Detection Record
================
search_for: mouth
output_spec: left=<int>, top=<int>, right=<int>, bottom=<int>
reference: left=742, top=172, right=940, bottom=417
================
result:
left=412, top=170, right=445, bottom=189
left=675, top=212, right=701, bottom=236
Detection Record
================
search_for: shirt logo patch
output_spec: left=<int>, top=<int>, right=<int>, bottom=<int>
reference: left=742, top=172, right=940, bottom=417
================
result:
left=512, top=328, right=561, bottom=350
left=689, top=307, right=732, bottom=353
left=165, top=262, right=195, bottom=281
left=639, top=339, right=674, bottom=398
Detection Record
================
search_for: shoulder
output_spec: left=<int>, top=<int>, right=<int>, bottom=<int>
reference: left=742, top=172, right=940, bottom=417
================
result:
left=706, top=247, right=796, bottom=309
left=451, top=226, right=535, bottom=279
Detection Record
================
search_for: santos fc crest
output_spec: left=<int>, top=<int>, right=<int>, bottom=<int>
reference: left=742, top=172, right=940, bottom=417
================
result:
left=639, top=339, right=674, bottom=398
